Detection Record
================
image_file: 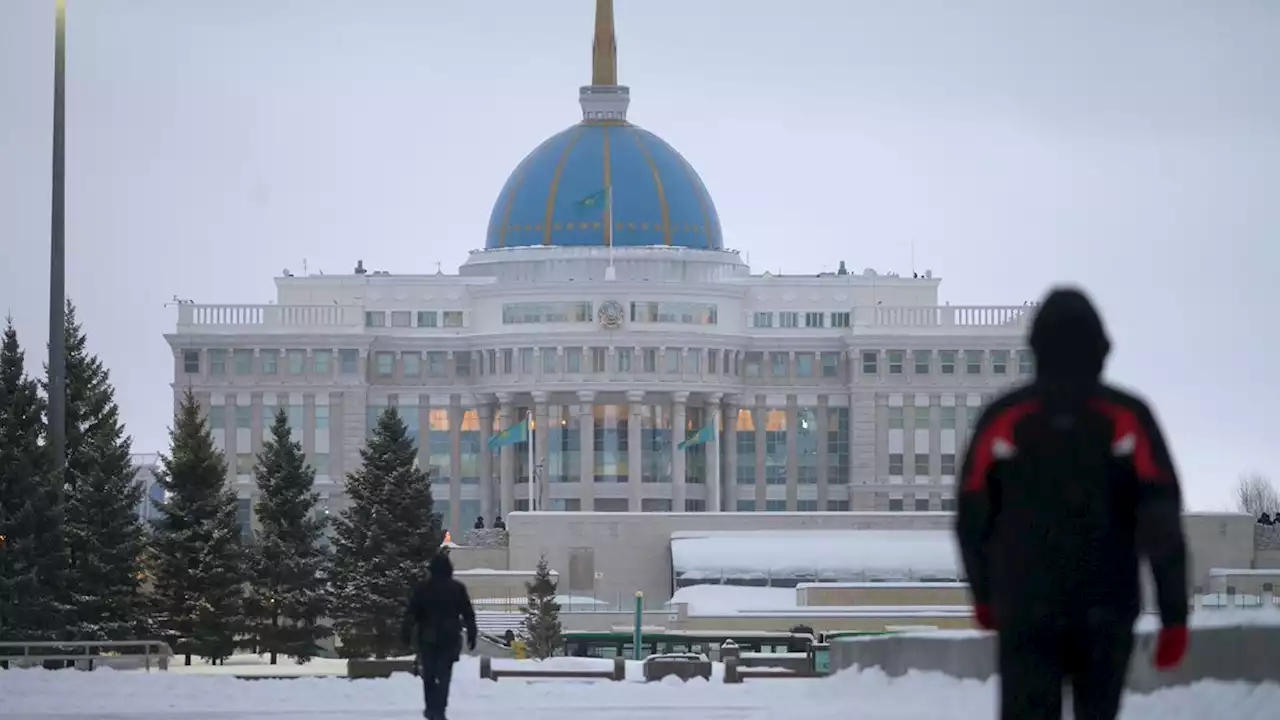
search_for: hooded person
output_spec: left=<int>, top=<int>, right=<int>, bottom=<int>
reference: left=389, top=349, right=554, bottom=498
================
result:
left=401, top=552, right=478, bottom=720
left=954, top=287, right=1190, bottom=720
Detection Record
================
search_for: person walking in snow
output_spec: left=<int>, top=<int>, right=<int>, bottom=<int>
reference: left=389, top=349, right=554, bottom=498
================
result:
left=955, top=287, right=1190, bottom=720
left=401, top=552, right=478, bottom=720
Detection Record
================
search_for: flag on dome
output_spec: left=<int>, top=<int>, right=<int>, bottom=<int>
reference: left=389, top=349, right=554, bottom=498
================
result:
left=573, top=187, right=609, bottom=216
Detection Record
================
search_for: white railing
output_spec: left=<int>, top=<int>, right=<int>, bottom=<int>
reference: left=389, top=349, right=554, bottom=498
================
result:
left=861, top=305, right=1035, bottom=328
left=175, top=302, right=1036, bottom=334
left=0, top=640, right=173, bottom=671
left=177, top=304, right=363, bottom=331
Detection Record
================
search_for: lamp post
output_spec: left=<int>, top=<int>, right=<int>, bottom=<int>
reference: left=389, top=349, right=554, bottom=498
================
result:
left=48, top=0, right=68, bottom=478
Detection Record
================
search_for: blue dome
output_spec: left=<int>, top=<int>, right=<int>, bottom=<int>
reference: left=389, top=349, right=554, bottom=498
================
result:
left=486, top=123, right=723, bottom=250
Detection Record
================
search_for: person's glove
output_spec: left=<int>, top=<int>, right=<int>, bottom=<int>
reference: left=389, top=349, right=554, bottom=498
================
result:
left=1153, top=625, right=1188, bottom=671
left=467, top=632, right=477, bottom=652
left=973, top=604, right=996, bottom=631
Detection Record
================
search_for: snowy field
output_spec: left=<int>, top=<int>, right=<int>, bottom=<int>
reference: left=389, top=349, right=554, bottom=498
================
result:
left=3, top=656, right=1278, bottom=719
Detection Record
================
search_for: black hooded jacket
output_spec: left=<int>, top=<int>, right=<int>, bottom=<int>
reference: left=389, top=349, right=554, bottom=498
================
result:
left=401, top=553, right=478, bottom=658
left=954, top=288, right=1189, bottom=628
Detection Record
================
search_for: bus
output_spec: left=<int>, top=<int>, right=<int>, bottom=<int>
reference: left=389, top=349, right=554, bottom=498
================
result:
left=560, top=629, right=818, bottom=661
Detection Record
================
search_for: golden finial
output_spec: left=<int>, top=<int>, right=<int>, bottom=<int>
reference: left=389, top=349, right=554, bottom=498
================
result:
left=591, top=0, right=618, bottom=86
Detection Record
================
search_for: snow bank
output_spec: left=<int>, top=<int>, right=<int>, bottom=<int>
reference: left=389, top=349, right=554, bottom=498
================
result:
left=2, top=660, right=1277, bottom=718
left=671, top=530, right=961, bottom=580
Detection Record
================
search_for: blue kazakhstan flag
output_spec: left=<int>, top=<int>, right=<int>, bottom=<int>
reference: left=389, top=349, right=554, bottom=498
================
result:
left=573, top=187, right=609, bottom=217
left=487, top=418, right=529, bottom=451
left=678, top=421, right=715, bottom=451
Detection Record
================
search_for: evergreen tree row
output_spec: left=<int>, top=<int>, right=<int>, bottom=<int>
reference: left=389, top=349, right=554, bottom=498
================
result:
left=0, top=307, right=444, bottom=664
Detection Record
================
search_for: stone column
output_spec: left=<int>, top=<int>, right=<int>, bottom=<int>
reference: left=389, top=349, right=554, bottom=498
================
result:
left=706, top=393, right=723, bottom=512
left=478, top=402, right=495, bottom=522
left=497, top=395, right=515, bottom=516
left=627, top=390, right=644, bottom=512
left=723, top=396, right=739, bottom=511
left=577, top=391, right=596, bottom=510
left=533, top=391, right=550, bottom=511
left=785, top=395, right=799, bottom=511
left=448, top=396, right=463, bottom=534
left=816, top=394, right=831, bottom=509
left=671, top=391, right=689, bottom=511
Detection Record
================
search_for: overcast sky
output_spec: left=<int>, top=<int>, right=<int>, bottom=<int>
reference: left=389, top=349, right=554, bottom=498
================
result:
left=1, top=0, right=1275, bottom=511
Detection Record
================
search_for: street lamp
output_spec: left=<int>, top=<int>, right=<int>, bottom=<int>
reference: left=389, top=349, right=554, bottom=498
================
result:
left=48, top=0, right=68, bottom=477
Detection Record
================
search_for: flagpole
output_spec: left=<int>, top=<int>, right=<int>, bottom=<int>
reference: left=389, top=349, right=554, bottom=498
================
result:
left=605, top=185, right=615, bottom=279
left=526, top=410, right=535, bottom=511
left=712, top=409, right=721, bottom=513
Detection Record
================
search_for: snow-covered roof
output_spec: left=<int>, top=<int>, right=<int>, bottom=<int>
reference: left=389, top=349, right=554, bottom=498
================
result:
left=670, top=530, right=962, bottom=580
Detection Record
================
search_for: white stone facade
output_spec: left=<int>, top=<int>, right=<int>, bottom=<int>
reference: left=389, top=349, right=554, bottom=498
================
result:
left=165, top=247, right=1032, bottom=535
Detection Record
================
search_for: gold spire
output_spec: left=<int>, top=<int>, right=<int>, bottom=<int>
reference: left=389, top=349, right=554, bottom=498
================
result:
left=591, top=0, right=618, bottom=86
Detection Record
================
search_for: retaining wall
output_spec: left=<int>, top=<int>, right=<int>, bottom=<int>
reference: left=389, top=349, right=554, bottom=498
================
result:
left=829, top=624, right=1280, bottom=691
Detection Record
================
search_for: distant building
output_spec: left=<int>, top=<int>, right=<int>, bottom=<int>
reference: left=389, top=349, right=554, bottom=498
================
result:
left=131, top=453, right=164, bottom=524
left=163, top=0, right=1030, bottom=539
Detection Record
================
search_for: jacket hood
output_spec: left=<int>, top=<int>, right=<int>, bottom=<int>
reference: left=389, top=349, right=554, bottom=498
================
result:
left=428, top=552, right=454, bottom=579
left=1028, top=287, right=1111, bottom=381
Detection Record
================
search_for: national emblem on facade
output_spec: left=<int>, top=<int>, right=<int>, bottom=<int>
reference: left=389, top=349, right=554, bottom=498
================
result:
left=598, top=300, right=624, bottom=329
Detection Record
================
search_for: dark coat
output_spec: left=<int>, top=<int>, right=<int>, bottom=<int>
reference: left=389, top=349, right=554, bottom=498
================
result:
left=401, top=553, right=478, bottom=660
left=955, top=288, right=1189, bottom=629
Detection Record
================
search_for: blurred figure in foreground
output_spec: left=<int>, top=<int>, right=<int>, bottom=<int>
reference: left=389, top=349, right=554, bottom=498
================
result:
left=402, top=552, right=477, bottom=720
left=955, top=287, right=1189, bottom=720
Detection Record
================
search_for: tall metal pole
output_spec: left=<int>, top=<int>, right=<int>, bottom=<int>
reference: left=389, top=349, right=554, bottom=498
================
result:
left=48, top=0, right=68, bottom=478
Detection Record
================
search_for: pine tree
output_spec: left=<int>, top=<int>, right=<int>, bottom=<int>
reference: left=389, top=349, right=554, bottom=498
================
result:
left=521, top=554, right=562, bottom=659
left=150, top=389, right=244, bottom=664
left=52, top=302, right=148, bottom=641
left=246, top=408, right=332, bottom=664
left=0, top=320, right=70, bottom=640
left=331, top=407, right=440, bottom=659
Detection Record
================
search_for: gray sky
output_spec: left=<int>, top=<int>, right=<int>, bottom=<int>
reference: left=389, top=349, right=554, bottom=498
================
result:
left=1, top=0, right=1275, bottom=511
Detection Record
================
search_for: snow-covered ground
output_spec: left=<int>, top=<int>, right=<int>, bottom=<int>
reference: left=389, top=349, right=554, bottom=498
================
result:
left=3, top=655, right=1277, bottom=719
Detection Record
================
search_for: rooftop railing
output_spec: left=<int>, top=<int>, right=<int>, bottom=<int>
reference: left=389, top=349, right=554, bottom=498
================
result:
left=176, top=303, right=1034, bottom=333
